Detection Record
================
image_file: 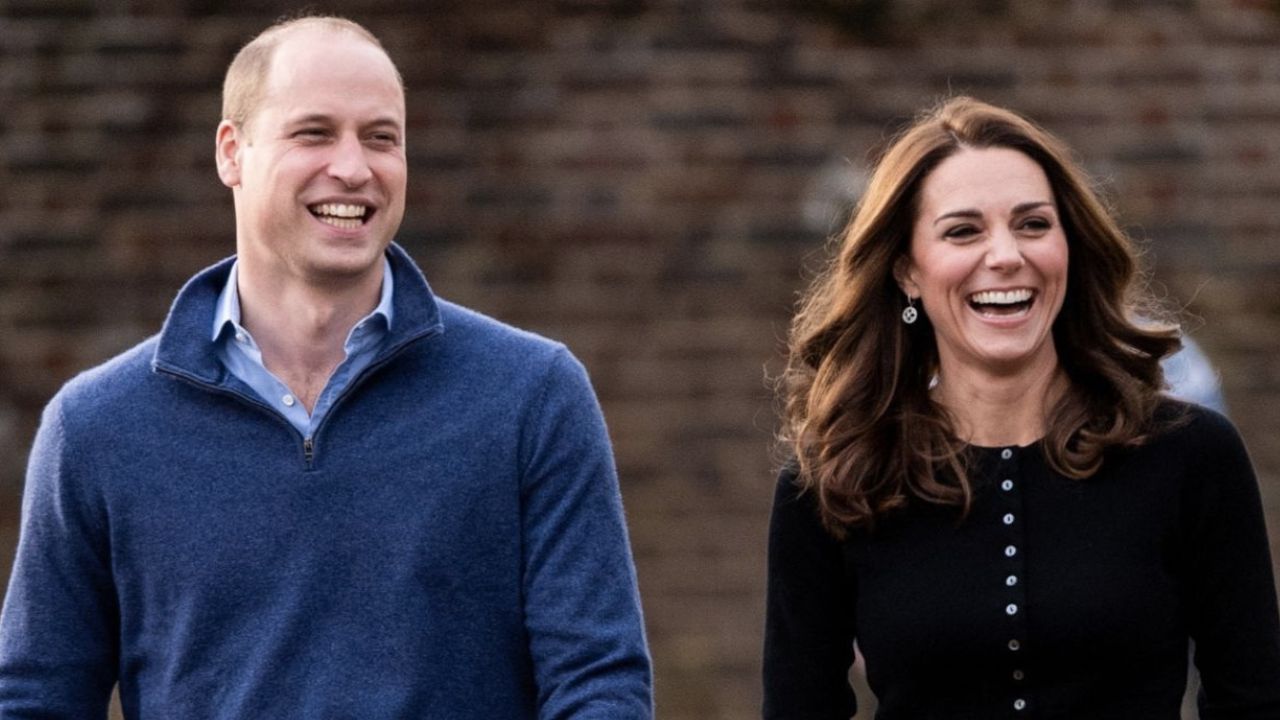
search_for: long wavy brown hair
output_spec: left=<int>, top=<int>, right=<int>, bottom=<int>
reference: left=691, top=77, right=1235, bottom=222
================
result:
left=781, top=96, right=1180, bottom=537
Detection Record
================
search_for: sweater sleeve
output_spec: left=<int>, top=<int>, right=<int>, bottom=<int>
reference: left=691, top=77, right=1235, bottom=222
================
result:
left=763, top=467, right=858, bottom=720
left=1182, top=410, right=1280, bottom=718
left=517, top=347, right=653, bottom=720
left=0, top=391, right=119, bottom=718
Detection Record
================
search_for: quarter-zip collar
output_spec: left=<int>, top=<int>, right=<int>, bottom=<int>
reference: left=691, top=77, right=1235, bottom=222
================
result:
left=151, top=242, right=445, bottom=385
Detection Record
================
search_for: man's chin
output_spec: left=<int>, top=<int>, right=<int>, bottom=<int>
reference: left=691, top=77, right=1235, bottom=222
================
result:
left=298, top=245, right=388, bottom=287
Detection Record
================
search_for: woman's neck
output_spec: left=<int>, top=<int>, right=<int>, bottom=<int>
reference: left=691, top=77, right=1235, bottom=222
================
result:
left=932, top=354, right=1066, bottom=448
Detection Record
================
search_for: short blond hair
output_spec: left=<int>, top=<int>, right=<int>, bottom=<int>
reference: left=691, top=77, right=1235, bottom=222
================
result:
left=220, top=15, right=403, bottom=129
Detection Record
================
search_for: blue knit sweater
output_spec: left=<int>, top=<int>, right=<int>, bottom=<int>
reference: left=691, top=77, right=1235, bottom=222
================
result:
left=0, top=245, right=653, bottom=719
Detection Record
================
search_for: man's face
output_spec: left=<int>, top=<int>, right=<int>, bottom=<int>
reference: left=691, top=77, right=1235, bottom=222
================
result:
left=217, top=29, right=406, bottom=287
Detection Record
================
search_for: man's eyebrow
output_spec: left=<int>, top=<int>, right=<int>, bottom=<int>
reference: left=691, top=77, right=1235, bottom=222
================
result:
left=286, top=113, right=335, bottom=126
left=932, top=201, right=1053, bottom=226
left=284, top=114, right=403, bottom=129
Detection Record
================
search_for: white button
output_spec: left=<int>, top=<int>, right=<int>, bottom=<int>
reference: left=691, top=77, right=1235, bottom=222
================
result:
left=1013, top=669, right=1025, bottom=681
left=1008, top=639, right=1021, bottom=651
left=1001, top=448, right=1013, bottom=460
left=1003, top=513, right=1015, bottom=525
left=282, top=394, right=296, bottom=407
left=1004, top=545, right=1017, bottom=558
left=1006, top=575, right=1018, bottom=587
left=1014, top=698, right=1026, bottom=711
left=235, top=332, right=247, bottom=343
left=1006, top=603, right=1018, bottom=615
left=1001, top=479, right=1014, bottom=491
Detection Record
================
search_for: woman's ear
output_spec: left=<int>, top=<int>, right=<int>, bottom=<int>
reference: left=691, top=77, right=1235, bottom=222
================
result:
left=893, top=255, right=919, bottom=299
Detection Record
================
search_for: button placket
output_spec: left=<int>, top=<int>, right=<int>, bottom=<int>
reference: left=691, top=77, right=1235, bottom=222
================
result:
left=996, top=446, right=1030, bottom=712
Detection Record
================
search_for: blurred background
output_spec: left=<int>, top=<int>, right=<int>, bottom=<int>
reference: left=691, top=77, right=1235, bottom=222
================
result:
left=3, top=1, right=1280, bottom=718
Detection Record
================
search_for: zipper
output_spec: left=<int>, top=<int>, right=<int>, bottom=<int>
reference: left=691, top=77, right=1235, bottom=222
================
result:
left=154, top=365, right=314, bottom=468
left=154, top=324, right=440, bottom=473
left=297, top=325, right=443, bottom=459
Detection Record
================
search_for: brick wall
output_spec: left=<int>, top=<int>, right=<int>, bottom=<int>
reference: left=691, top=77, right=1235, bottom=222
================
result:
left=2, top=2, right=1279, bottom=718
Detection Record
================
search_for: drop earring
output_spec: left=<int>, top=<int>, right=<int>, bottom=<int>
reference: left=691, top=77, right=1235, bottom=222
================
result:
left=902, top=296, right=919, bottom=325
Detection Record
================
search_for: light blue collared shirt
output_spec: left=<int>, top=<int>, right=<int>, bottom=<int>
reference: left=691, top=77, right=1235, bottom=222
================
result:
left=212, top=259, right=395, bottom=439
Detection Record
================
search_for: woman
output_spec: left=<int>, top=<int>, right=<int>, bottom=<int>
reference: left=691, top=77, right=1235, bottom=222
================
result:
left=765, top=97, right=1280, bottom=718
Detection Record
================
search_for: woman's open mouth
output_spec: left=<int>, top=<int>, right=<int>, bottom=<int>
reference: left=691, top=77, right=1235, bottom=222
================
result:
left=967, top=288, right=1035, bottom=318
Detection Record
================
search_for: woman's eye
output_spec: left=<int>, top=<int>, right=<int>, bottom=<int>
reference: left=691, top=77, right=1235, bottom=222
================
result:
left=1020, top=217, right=1052, bottom=232
left=944, top=225, right=980, bottom=241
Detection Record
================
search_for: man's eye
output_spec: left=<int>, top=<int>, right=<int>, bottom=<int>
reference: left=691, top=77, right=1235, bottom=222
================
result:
left=295, top=128, right=327, bottom=139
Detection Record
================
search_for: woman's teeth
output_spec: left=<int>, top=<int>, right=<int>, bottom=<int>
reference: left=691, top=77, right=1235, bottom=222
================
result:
left=968, top=289, right=1034, bottom=316
left=970, top=289, right=1033, bottom=305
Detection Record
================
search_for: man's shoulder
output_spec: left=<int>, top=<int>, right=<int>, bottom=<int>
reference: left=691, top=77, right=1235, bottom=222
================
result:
left=435, top=298, right=568, bottom=361
left=418, top=298, right=601, bottom=402
left=52, top=334, right=163, bottom=415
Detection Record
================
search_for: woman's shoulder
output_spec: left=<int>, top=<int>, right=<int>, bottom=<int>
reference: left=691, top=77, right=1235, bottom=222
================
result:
left=772, top=461, right=812, bottom=513
left=1149, top=396, right=1242, bottom=450
left=1128, top=397, right=1254, bottom=488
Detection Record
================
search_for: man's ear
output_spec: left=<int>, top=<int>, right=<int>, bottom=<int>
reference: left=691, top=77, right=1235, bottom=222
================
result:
left=215, top=120, right=243, bottom=189
left=893, top=255, right=919, bottom=298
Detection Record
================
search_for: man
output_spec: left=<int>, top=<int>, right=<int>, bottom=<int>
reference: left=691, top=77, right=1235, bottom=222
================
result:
left=0, top=16, right=652, bottom=718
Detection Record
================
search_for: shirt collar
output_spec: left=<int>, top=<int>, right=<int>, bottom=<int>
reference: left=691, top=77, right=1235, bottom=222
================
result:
left=157, top=243, right=442, bottom=386
left=211, top=258, right=396, bottom=343
left=371, top=257, right=395, bottom=329
left=211, top=262, right=243, bottom=341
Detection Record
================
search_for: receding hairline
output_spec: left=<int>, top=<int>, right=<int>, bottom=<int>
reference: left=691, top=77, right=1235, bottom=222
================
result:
left=220, top=16, right=404, bottom=128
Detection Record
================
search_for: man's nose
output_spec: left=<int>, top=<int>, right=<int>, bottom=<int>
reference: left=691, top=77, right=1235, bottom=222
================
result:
left=327, top=134, right=373, bottom=188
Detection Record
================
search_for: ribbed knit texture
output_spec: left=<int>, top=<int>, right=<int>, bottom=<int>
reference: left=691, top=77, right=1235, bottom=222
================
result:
left=765, top=402, right=1280, bottom=719
left=0, top=244, right=653, bottom=719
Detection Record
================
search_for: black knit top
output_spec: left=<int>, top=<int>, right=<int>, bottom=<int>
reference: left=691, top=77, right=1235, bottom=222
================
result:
left=764, top=402, right=1280, bottom=719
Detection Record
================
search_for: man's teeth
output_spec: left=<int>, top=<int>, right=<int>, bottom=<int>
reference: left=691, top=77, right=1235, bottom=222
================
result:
left=970, top=289, right=1033, bottom=305
left=311, top=203, right=369, bottom=230
left=313, top=203, right=368, bottom=218
left=318, top=216, right=362, bottom=229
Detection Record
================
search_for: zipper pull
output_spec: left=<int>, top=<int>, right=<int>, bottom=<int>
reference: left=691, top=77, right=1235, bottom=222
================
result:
left=303, top=437, right=314, bottom=465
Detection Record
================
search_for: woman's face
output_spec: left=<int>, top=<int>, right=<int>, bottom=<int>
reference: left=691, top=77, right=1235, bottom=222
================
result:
left=898, top=146, right=1068, bottom=380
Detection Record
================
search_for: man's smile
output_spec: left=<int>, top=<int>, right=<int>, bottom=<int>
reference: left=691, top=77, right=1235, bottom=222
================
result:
left=308, top=202, right=372, bottom=229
